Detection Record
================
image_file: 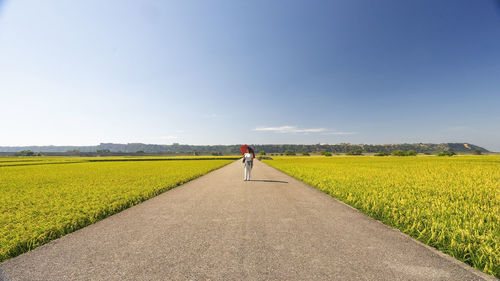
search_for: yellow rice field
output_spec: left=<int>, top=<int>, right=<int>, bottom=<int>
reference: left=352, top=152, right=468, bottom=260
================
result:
left=0, top=156, right=234, bottom=262
left=263, top=155, right=500, bottom=277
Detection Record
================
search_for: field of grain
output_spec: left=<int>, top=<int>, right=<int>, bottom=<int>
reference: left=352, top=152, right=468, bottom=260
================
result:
left=263, top=155, right=499, bottom=277
left=0, top=156, right=235, bottom=262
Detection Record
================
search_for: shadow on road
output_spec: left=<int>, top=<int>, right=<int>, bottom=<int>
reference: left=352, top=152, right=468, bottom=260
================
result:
left=249, top=179, right=288, bottom=184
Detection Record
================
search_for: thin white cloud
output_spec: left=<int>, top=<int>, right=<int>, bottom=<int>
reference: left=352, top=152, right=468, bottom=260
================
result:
left=253, top=126, right=326, bottom=133
left=159, top=135, right=179, bottom=139
left=254, top=126, right=357, bottom=135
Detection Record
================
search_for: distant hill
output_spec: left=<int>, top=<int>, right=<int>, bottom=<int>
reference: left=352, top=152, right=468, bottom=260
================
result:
left=0, top=142, right=489, bottom=155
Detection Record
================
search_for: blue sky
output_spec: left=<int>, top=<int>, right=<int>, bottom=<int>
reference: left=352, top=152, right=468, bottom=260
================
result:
left=0, top=0, right=499, bottom=151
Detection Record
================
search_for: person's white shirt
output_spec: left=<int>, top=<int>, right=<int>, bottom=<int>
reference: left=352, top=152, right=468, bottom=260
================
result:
left=244, top=152, right=253, bottom=161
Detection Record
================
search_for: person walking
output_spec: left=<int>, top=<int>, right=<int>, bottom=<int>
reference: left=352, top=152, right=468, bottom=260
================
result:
left=243, top=147, right=254, bottom=181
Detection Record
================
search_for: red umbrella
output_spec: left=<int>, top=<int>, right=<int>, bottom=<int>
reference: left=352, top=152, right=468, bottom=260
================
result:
left=240, top=144, right=248, bottom=155
left=240, top=144, right=255, bottom=158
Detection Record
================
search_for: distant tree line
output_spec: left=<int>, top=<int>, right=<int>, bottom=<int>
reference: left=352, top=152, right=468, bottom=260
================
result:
left=14, top=150, right=42, bottom=156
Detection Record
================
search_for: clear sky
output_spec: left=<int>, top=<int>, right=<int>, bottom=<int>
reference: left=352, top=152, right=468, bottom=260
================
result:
left=0, top=0, right=499, bottom=151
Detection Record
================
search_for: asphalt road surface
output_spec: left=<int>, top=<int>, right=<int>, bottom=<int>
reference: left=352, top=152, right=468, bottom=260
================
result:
left=0, top=160, right=495, bottom=281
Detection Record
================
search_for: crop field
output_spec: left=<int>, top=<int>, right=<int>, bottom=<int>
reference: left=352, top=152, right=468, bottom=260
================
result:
left=0, top=156, right=235, bottom=262
left=0, top=155, right=240, bottom=167
left=263, top=155, right=499, bottom=277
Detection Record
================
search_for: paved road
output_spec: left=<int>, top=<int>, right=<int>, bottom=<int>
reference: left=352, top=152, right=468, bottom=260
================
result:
left=0, top=160, right=495, bottom=281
